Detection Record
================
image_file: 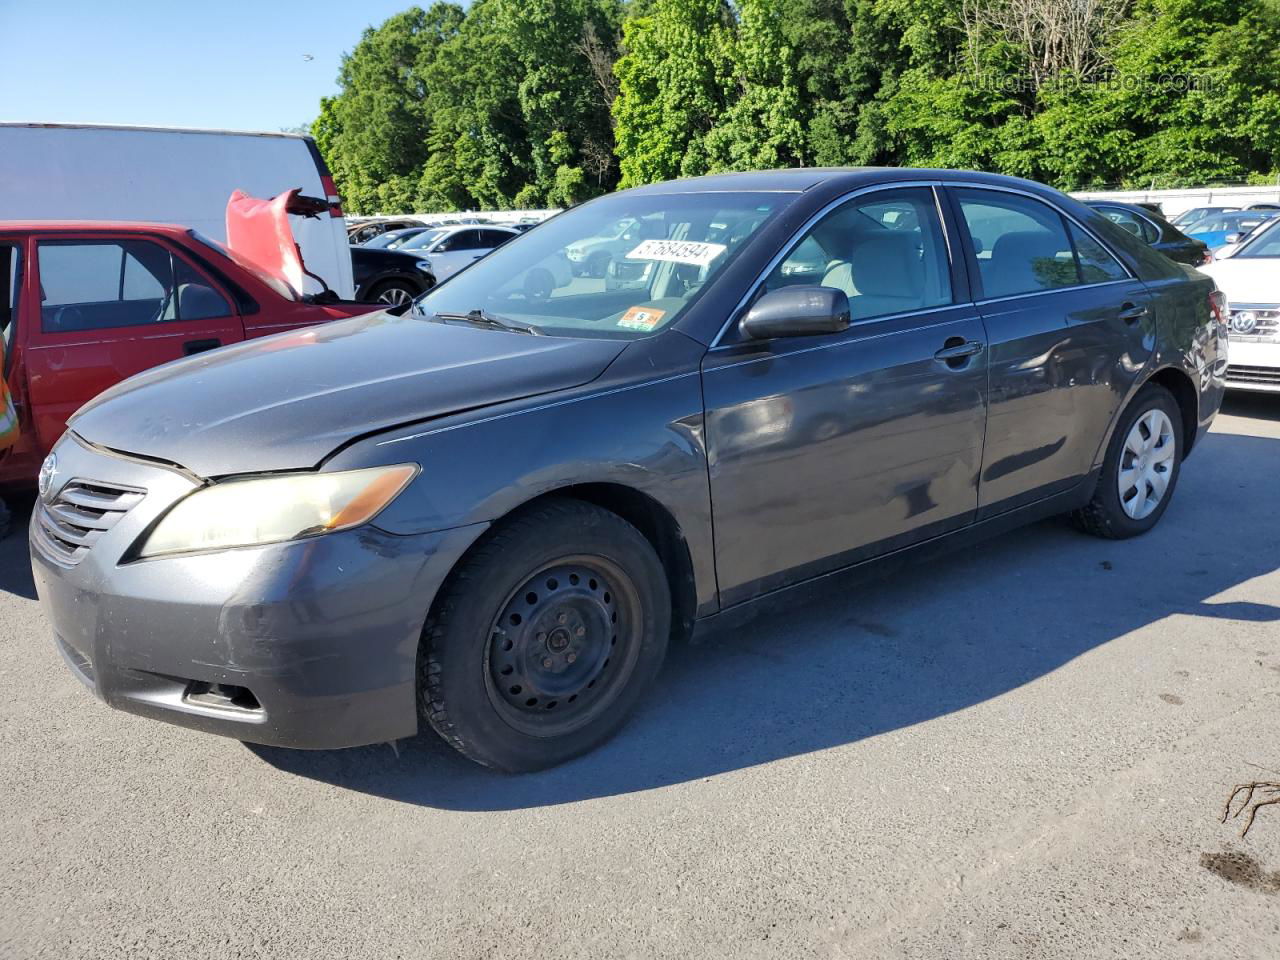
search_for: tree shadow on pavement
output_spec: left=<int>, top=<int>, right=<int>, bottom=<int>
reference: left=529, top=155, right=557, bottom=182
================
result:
left=192, top=430, right=1280, bottom=808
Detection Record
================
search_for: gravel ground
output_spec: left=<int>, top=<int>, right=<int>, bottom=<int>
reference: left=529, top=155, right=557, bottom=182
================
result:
left=2, top=395, right=1279, bottom=959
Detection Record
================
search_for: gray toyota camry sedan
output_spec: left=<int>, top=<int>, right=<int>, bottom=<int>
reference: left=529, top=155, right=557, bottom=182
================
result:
left=31, top=169, right=1227, bottom=771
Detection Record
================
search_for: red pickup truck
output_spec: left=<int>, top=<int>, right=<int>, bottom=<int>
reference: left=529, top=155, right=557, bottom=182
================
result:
left=0, top=216, right=379, bottom=488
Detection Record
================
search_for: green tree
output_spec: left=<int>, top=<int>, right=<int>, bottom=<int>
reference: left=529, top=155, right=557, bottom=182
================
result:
left=612, top=0, right=736, bottom=186
left=704, top=0, right=808, bottom=170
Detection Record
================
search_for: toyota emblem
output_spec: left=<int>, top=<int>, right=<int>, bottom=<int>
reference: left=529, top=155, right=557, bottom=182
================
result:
left=38, top=453, right=57, bottom=503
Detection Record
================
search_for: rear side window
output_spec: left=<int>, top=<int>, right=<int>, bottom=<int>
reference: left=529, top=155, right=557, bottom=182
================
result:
left=478, top=229, right=515, bottom=248
left=955, top=190, right=1129, bottom=298
left=955, top=190, right=1078, bottom=298
left=1069, top=224, right=1129, bottom=283
left=37, top=240, right=230, bottom=333
left=1098, top=207, right=1158, bottom=243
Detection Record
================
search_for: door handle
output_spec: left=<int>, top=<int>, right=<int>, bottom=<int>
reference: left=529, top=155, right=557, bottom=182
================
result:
left=183, top=338, right=222, bottom=356
left=1118, top=302, right=1148, bottom=324
left=934, top=339, right=984, bottom=367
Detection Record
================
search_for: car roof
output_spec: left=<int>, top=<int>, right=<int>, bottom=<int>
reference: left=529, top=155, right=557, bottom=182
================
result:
left=621, top=167, right=1058, bottom=195
left=0, top=220, right=192, bottom=234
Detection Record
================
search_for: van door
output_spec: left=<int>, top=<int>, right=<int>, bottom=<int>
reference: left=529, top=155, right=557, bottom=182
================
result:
left=26, top=234, right=245, bottom=456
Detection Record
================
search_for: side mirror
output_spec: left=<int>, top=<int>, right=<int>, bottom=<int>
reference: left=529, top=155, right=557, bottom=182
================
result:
left=1224, top=233, right=1241, bottom=244
left=739, top=285, right=850, bottom=340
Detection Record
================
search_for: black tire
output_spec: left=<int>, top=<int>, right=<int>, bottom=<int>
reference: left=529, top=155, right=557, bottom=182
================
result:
left=1073, top=383, right=1183, bottom=539
left=419, top=498, right=671, bottom=772
left=366, top=278, right=421, bottom=307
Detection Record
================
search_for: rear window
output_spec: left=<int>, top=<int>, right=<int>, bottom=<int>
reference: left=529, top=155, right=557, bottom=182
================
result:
left=190, top=231, right=298, bottom=301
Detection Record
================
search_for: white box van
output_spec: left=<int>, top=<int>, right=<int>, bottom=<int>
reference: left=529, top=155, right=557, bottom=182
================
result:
left=0, top=122, right=355, bottom=298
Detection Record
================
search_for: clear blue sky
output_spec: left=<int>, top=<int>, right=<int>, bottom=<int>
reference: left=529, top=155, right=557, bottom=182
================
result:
left=2, top=0, right=423, bottom=132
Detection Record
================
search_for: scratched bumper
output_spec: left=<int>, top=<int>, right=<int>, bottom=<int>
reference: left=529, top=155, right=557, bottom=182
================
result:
left=29, top=433, right=482, bottom=749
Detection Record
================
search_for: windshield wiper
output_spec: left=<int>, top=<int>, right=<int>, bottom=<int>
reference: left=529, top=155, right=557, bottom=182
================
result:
left=433, top=309, right=543, bottom=335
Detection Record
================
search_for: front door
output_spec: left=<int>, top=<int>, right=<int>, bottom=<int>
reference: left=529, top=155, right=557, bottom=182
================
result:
left=26, top=234, right=245, bottom=456
left=703, top=186, right=989, bottom=606
left=947, top=187, right=1155, bottom=515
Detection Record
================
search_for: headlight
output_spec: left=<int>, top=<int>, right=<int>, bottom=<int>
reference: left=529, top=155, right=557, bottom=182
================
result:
left=139, top=464, right=418, bottom=558
left=415, top=259, right=433, bottom=273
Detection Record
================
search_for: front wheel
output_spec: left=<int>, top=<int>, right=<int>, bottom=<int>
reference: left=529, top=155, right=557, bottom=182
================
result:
left=420, top=499, right=671, bottom=772
left=1073, top=383, right=1183, bottom=539
left=367, top=278, right=420, bottom=307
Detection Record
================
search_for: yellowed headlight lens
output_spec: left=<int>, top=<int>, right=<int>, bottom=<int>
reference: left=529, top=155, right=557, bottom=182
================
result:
left=139, top=464, right=418, bottom=557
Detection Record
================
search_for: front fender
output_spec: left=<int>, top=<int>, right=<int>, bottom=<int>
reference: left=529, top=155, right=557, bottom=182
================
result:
left=324, top=367, right=717, bottom=616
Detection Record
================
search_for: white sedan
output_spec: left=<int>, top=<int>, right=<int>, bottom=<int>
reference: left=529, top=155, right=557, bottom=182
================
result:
left=1201, top=219, right=1280, bottom=393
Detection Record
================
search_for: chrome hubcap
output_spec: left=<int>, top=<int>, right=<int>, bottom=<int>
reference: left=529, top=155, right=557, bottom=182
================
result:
left=1118, top=408, right=1175, bottom=520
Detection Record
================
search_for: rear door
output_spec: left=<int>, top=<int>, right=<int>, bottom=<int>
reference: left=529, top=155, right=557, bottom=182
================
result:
left=947, top=186, right=1155, bottom=515
left=26, top=233, right=245, bottom=455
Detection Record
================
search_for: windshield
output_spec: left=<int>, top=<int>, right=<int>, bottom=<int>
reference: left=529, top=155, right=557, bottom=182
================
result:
left=1191, top=212, right=1274, bottom=233
left=398, top=229, right=448, bottom=252
left=365, top=230, right=419, bottom=250
left=413, top=192, right=785, bottom=339
left=189, top=231, right=298, bottom=301
left=1237, top=219, right=1280, bottom=258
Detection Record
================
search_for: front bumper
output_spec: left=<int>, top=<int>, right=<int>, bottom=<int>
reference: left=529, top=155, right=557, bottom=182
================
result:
left=1224, top=339, right=1280, bottom=393
left=30, top=433, right=485, bottom=749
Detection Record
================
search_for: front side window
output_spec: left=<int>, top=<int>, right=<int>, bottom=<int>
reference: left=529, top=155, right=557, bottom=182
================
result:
left=955, top=189, right=1127, bottom=298
left=37, top=239, right=229, bottom=333
left=415, top=191, right=785, bottom=339
left=437, top=230, right=480, bottom=252
left=764, top=187, right=953, bottom=321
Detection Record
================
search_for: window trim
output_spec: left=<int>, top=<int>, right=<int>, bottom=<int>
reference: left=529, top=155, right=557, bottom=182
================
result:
left=709, top=180, right=956, bottom=349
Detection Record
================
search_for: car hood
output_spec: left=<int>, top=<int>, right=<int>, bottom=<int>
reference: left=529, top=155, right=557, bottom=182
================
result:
left=1200, top=258, right=1280, bottom=304
left=69, top=312, right=627, bottom=477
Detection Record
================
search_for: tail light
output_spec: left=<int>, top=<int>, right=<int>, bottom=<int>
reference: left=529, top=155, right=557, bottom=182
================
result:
left=1200, top=249, right=1214, bottom=265
left=320, top=175, right=344, bottom=218
left=1208, top=289, right=1229, bottom=326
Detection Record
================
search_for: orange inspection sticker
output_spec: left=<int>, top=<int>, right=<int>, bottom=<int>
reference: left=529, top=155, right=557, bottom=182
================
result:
left=617, top=306, right=667, bottom=331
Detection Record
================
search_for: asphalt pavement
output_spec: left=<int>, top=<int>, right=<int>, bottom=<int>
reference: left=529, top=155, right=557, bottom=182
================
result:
left=2, top=396, right=1279, bottom=959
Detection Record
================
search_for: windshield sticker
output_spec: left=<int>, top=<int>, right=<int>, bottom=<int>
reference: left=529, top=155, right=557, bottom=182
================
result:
left=617, top=306, right=667, bottom=331
left=625, top=239, right=727, bottom=267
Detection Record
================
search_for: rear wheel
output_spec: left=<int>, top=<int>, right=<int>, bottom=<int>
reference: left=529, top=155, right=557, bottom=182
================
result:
left=420, top=499, right=671, bottom=771
left=1073, top=383, right=1183, bottom=539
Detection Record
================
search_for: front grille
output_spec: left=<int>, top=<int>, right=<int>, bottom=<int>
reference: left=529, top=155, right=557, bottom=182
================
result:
left=1225, top=364, right=1280, bottom=386
left=33, top=480, right=145, bottom=566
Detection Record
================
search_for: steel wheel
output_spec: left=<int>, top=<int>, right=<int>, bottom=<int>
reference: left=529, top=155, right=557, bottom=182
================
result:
left=485, top=556, right=642, bottom=738
left=375, top=284, right=414, bottom=306
left=1117, top=408, right=1176, bottom=520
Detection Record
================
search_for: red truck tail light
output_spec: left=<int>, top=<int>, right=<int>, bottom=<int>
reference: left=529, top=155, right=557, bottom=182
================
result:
left=320, top=175, right=344, bottom=218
